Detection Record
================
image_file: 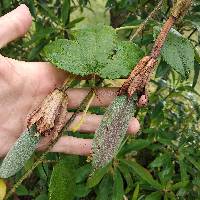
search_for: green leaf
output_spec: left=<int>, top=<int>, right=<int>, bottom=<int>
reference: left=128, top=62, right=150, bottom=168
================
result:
left=35, top=193, right=48, bottom=200
left=120, top=159, right=163, bottom=190
left=75, top=164, right=92, bottom=183
left=75, top=183, right=91, bottom=198
left=66, top=17, right=85, bottom=29
left=0, top=125, right=40, bottom=178
left=49, top=157, right=78, bottom=200
left=96, top=174, right=113, bottom=200
left=87, top=164, right=110, bottom=188
left=155, top=60, right=170, bottom=78
left=193, top=61, right=200, bottom=88
left=92, top=95, right=137, bottom=169
left=112, top=169, right=124, bottom=200
left=171, top=181, right=189, bottom=190
left=149, top=153, right=171, bottom=168
left=178, top=155, right=189, bottom=184
left=186, top=156, right=200, bottom=171
left=118, top=163, right=133, bottom=193
left=166, top=192, right=176, bottom=200
left=132, top=184, right=139, bottom=200
left=16, top=185, right=29, bottom=196
left=145, top=191, right=162, bottom=200
left=27, top=0, right=36, bottom=18
left=61, top=0, right=70, bottom=25
left=154, top=27, right=194, bottom=79
left=43, top=25, right=143, bottom=79
left=120, top=139, right=151, bottom=155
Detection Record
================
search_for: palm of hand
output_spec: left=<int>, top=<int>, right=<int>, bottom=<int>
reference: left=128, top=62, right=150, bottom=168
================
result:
left=0, top=52, right=66, bottom=156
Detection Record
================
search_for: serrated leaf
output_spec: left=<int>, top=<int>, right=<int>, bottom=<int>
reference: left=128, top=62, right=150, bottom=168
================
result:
left=0, top=179, right=6, bottom=200
left=154, top=27, right=194, bottom=79
left=112, top=169, right=124, bottom=200
left=145, top=191, right=162, bottom=200
left=99, top=41, right=144, bottom=79
left=92, top=95, right=137, bottom=169
left=43, top=25, right=143, bottom=79
left=120, top=159, right=163, bottom=190
left=0, top=125, right=40, bottom=178
left=87, top=164, right=110, bottom=188
left=49, top=157, right=78, bottom=200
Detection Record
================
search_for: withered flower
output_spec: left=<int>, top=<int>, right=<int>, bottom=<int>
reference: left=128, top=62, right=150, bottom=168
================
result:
left=27, top=89, right=68, bottom=139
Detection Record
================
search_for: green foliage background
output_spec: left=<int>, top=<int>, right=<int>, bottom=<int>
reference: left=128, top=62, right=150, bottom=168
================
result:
left=1, top=0, right=200, bottom=199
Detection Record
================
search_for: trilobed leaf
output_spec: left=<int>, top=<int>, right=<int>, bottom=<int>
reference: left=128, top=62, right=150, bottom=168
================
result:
left=43, top=25, right=143, bottom=79
left=92, top=95, right=137, bottom=169
left=154, top=27, right=194, bottom=79
left=0, top=125, right=40, bottom=178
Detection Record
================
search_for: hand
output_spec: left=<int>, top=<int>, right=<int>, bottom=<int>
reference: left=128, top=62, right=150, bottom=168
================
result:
left=0, top=4, right=140, bottom=157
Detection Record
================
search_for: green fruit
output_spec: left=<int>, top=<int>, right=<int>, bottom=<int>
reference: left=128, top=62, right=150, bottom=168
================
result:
left=92, top=95, right=137, bottom=169
left=0, top=125, right=40, bottom=178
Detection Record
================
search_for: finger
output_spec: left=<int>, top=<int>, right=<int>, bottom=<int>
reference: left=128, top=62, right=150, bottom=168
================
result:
left=38, top=136, right=92, bottom=156
left=23, top=62, right=68, bottom=96
left=66, top=88, right=118, bottom=109
left=65, top=113, right=140, bottom=134
left=37, top=114, right=140, bottom=155
left=0, top=4, right=32, bottom=48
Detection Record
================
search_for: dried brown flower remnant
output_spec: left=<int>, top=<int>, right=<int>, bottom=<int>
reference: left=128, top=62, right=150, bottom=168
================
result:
left=118, top=56, right=157, bottom=100
left=27, top=89, right=68, bottom=138
left=171, top=0, right=192, bottom=19
left=119, top=14, right=176, bottom=100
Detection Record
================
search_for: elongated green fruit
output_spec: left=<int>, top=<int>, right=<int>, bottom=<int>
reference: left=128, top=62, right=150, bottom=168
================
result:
left=0, top=125, right=40, bottom=178
left=92, top=95, right=137, bottom=169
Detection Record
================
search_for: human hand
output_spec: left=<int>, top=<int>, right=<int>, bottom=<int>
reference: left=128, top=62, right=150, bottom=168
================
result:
left=0, top=4, right=140, bottom=157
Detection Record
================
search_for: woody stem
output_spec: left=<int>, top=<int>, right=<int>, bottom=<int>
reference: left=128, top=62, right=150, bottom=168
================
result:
left=150, top=16, right=176, bottom=59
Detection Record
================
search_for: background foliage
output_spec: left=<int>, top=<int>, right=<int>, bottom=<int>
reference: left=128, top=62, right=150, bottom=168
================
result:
left=1, top=0, right=200, bottom=199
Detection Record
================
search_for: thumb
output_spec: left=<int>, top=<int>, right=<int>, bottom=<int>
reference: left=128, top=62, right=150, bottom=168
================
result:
left=0, top=4, right=32, bottom=48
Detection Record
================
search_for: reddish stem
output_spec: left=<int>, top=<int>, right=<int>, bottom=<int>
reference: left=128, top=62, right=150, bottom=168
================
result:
left=150, top=16, right=176, bottom=59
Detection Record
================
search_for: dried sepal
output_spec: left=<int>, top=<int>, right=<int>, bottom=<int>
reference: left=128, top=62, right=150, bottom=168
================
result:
left=118, top=56, right=156, bottom=98
left=27, top=89, right=68, bottom=137
left=171, top=0, right=192, bottom=19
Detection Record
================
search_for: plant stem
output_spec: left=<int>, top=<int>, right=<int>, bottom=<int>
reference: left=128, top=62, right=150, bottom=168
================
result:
left=5, top=89, right=95, bottom=199
left=150, top=16, right=176, bottom=59
left=71, top=91, right=96, bottom=132
left=116, top=25, right=139, bottom=31
left=129, top=0, right=163, bottom=41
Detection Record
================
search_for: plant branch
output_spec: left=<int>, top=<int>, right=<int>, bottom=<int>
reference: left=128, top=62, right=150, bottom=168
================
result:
left=116, top=25, right=139, bottom=31
left=129, top=0, right=163, bottom=41
left=119, top=0, right=192, bottom=97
